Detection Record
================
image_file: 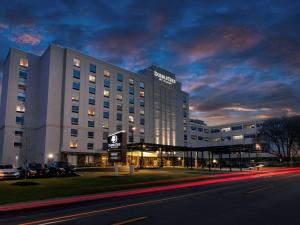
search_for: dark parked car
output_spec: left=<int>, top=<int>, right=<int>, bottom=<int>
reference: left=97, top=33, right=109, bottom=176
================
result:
left=26, top=163, right=49, bottom=178
left=49, top=161, right=76, bottom=176
left=0, top=164, right=21, bottom=179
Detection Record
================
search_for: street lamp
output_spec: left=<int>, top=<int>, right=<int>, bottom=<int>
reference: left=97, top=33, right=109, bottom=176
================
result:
left=130, top=127, right=136, bottom=166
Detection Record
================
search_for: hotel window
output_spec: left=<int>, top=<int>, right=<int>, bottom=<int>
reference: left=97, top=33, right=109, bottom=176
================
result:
left=19, top=70, right=28, bottom=79
left=140, top=118, right=145, bottom=125
left=104, top=90, right=110, bottom=97
left=182, top=104, right=187, bottom=110
left=140, top=99, right=145, bottom=107
left=198, top=136, right=203, bottom=141
left=104, top=79, right=110, bottom=88
left=191, top=126, right=197, bottom=131
left=104, top=70, right=110, bottom=77
left=89, top=85, right=96, bottom=94
left=14, top=142, right=22, bottom=148
left=116, top=124, right=122, bottom=131
left=72, top=105, right=79, bottom=113
left=16, top=105, right=25, bottom=113
left=204, top=129, right=209, bottom=133
left=117, top=73, right=123, bottom=82
left=18, top=83, right=27, bottom=91
left=117, top=113, right=122, bottom=121
left=102, top=143, right=108, bottom=150
left=129, top=125, right=135, bottom=132
left=88, top=96, right=95, bottom=105
left=231, top=125, right=242, bottom=131
left=221, top=127, right=231, bottom=132
left=129, top=96, right=134, bottom=104
left=140, top=138, right=144, bottom=143
left=222, top=136, right=231, bottom=141
left=256, top=123, right=263, bottom=128
left=232, top=135, right=243, bottom=140
left=129, top=115, right=134, bottom=123
left=20, top=58, right=28, bottom=67
left=129, top=78, right=134, bottom=85
left=191, top=135, right=197, bottom=140
left=71, top=117, right=79, bottom=125
left=73, top=58, right=80, bottom=67
left=103, top=111, right=109, bottom=119
left=72, top=92, right=80, bottom=102
left=183, top=112, right=187, bottom=118
left=88, top=131, right=94, bottom=138
left=244, top=124, right=255, bottom=129
left=88, top=120, right=95, bottom=127
left=117, top=84, right=123, bottom=92
left=184, top=135, right=187, bottom=140
left=15, top=128, right=23, bottom=136
left=72, top=81, right=80, bottom=90
left=184, top=126, right=187, bottom=131
left=103, top=101, right=110, bottom=108
left=116, top=94, right=123, bottom=101
left=139, top=82, right=144, bottom=89
left=139, top=91, right=145, bottom=98
left=140, top=128, right=144, bottom=134
left=90, top=64, right=96, bottom=73
left=17, top=92, right=26, bottom=102
left=140, top=109, right=145, bottom=115
left=73, top=70, right=80, bottom=79
left=69, top=141, right=78, bottom=148
left=89, top=74, right=96, bottom=83
left=88, top=107, right=95, bottom=116
left=129, top=135, right=134, bottom=143
left=117, top=104, right=122, bottom=111
left=129, top=106, right=134, bottom=113
left=129, top=86, right=134, bottom=95
left=16, top=116, right=24, bottom=125
left=183, top=95, right=187, bottom=103
left=87, top=143, right=94, bottom=150
left=103, top=132, right=108, bottom=140
left=211, top=129, right=220, bottom=133
left=71, top=129, right=78, bottom=137
left=103, top=121, right=109, bottom=129
left=198, top=127, right=203, bottom=132
left=244, top=134, right=255, bottom=139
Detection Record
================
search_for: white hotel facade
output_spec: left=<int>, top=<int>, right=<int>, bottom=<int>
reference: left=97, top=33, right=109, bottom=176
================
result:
left=0, top=44, right=190, bottom=166
left=0, top=44, right=266, bottom=166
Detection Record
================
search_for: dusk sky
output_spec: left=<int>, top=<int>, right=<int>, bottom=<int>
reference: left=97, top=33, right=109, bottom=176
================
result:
left=0, top=0, right=299, bottom=125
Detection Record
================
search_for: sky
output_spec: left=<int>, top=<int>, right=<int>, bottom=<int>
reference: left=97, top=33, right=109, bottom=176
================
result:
left=0, top=0, right=299, bottom=125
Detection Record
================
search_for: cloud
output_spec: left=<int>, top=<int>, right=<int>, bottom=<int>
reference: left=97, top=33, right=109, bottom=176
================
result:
left=11, top=33, right=41, bottom=45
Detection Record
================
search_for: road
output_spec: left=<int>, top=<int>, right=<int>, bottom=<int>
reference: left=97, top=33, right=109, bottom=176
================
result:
left=1, top=171, right=300, bottom=225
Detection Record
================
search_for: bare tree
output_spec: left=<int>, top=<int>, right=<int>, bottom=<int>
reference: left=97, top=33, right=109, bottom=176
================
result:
left=258, top=116, right=300, bottom=161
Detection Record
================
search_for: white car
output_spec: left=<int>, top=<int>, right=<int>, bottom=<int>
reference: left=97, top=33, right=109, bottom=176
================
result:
left=0, top=164, right=21, bottom=179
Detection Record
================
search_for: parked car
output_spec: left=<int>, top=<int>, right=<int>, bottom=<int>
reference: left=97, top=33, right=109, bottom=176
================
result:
left=49, top=161, right=76, bottom=176
left=0, top=164, right=21, bottom=180
left=26, top=163, right=50, bottom=178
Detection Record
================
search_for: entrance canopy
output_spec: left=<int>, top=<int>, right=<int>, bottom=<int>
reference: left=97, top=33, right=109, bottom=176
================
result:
left=127, top=143, right=257, bottom=154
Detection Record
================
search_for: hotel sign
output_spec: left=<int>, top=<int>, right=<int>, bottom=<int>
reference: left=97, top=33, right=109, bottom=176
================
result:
left=154, top=71, right=176, bottom=85
left=108, top=131, right=126, bottom=149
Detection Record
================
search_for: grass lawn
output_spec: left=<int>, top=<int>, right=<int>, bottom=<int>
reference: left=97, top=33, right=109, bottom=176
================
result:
left=0, top=168, right=225, bottom=205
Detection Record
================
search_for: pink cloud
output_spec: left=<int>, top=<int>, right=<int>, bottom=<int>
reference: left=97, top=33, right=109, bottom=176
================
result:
left=11, top=33, right=41, bottom=45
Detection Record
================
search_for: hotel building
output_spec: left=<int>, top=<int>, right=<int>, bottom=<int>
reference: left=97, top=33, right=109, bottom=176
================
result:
left=0, top=44, right=189, bottom=166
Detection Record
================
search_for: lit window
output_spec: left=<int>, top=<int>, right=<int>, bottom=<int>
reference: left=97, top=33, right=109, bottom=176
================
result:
left=104, top=90, right=110, bottom=97
left=116, top=94, right=123, bottom=101
left=221, top=127, right=231, bottom=132
left=16, top=105, right=25, bottom=113
left=244, top=124, right=255, bottom=129
left=104, top=70, right=110, bottom=77
left=129, top=116, right=134, bottom=123
left=88, top=107, right=95, bottom=116
left=140, top=91, right=145, bottom=98
left=72, top=93, right=79, bottom=101
left=20, top=58, right=28, bottom=67
left=140, top=128, right=144, bottom=134
left=232, top=135, right=243, bottom=140
left=103, top=121, right=109, bottom=129
left=73, top=58, right=80, bottom=67
left=129, top=78, right=134, bottom=85
left=69, top=141, right=78, bottom=148
left=89, top=75, right=96, bottom=83
left=140, top=109, right=145, bottom=115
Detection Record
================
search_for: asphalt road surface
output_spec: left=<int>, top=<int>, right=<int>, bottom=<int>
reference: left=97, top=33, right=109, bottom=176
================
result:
left=2, top=172, right=300, bottom=225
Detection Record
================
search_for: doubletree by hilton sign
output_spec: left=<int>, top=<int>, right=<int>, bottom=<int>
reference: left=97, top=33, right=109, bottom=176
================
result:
left=107, top=131, right=126, bottom=149
left=154, top=71, right=176, bottom=85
